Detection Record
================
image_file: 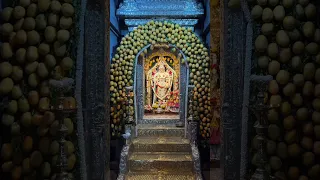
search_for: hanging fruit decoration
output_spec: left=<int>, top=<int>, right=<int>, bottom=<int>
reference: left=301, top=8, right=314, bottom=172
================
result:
left=110, top=21, right=216, bottom=139
left=250, top=0, right=320, bottom=179
left=0, top=0, right=77, bottom=179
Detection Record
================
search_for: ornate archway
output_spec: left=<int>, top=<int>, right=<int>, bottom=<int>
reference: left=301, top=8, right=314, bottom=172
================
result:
left=109, top=21, right=218, bottom=139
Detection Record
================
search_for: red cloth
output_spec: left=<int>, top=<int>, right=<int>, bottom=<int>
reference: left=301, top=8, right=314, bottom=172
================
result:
left=210, top=126, right=221, bottom=145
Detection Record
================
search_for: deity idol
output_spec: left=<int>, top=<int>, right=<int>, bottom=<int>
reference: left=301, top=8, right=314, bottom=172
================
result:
left=152, top=61, right=173, bottom=104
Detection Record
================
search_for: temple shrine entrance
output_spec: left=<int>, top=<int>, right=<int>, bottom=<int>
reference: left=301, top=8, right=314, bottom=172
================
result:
left=134, top=44, right=188, bottom=125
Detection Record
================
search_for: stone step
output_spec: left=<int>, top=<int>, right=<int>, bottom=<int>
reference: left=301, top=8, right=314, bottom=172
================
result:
left=125, top=171, right=196, bottom=180
left=132, top=137, right=191, bottom=152
left=137, top=124, right=185, bottom=137
left=128, top=152, right=194, bottom=172
left=139, top=118, right=180, bottom=124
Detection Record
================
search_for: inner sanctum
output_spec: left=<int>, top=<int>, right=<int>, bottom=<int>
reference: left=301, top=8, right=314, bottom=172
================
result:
left=144, top=49, right=180, bottom=117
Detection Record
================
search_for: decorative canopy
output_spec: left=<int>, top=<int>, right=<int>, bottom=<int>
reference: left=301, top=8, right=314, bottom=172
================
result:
left=117, top=0, right=204, bottom=31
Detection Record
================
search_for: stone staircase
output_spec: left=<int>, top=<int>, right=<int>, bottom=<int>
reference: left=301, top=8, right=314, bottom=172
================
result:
left=119, top=118, right=200, bottom=180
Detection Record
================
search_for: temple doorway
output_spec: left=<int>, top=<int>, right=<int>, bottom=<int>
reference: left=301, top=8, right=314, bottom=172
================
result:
left=135, top=44, right=188, bottom=124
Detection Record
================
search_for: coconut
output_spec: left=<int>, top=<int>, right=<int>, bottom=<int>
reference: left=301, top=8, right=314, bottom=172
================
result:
left=299, top=0, right=309, bottom=6
left=60, top=16, right=73, bottom=29
left=38, top=43, right=50, bottom=56
left=268, top=0, right=279, bottom=7
left=268, top=124, right=281, bottom=140
left=296, top=107, right=309, bottom=121
left=25, top=61, right=38, bottom=75
left=288, top=167, right=300, bottom=179
left=50, top=0, right=61, bottom=13
left=268, top=80, right=279, bottom=95
left=37, top=62, right=49, bottom=79
left=283, top=16, right=296, bottom=30
left=305, top=42, right=319, bottom=55
left=11, top=66, right=23, bottom=82
left=308, top=164, right=320, bottom=179
left=15, top=30, right=27, bottom=45
left=48, top=13, right=59, bottom=27
left=314, top=141, right=320, bottom=155
left=38, top=97, right=50, bottom=111
left=295, top=4, right=305, bottom=20
left=23, top=17, right=36, bottom=31
left=61, top=3, right=74, bottom=17
left=293, top=74, right=305, bottom=87
left=262, top=8, right=273, bottom=23
left=283, top=115, right=295, bottom=130
left=13, top=18, right=24, bottom=31
left=288, top=143, right=301, bottom=157
left=255, top=35, right=268, bottom=52
left=277, top=142, right=288, bottom=159
left=276, top=70, right=290, bottom=85
left=27, top=30, right=40, bottom=45
left=26, top=3, right=38, bottom=17
left=268, top=108, right=279, bottom=123
left=38, top=0, right=51, bottom=12
left=11, top=85, right=22, bottom=99
left=1, top=23, right=13, bottom=36
left=313, top=98, right=320, bottom=111
left=57, top=29, right=70, bottom=43
left=276, top=30, right=290, bottom=47
left=279, top=48, right=291, bottom=63
left=313, top=111, right=320, bottom=124
left=35, top=14, right=47, bottom=30
left=28, top=73, right=39, bottom=88
left=1, top=114, right=14, bottom=126
left=267, top=140, right=277, bottom=154
left=0, top=62, right=12, bottom=78
left=288, top=29, right=301, bottom=42
left=304, top=63, right=316, bottom=80
left=305, top=3, right=316, bottom=19
left=28, top=90, right=39, bottom=106
left=291, top=93, right=303, bottom=107
left=20, top=112, right=32, bottom=127
left=292, top=41, right=305, bottom=55
left=303, top=122, right=314, bottom=136
left=281, top=101, right=291, bottom=116
left=303, top=22, right=315, bottom=38
left=44, top=26, right=56, bottom=43
left=0, top=78, right=14, bottom=95
left=53, top=41, right=66, bottom=57
left=291, top=56, right=302, bottom=71
left=251, top=5, right=263, bottom=20
left=1, top=42, right=13, bottom=59
left=44, top=54, right=56, bottom=69
left=301, top=136, right=313, bottom=150
left=270, top=156, right=282, bottom=170
left=30, top=151, right=43, bottom=168
left=267, top=43, right=278, bottom=59
left=13, top=6, right=25, bottom=20
left=1, top=7, right=13, bottom=22
left=303, top=81, right=314, bottom=96
left=283, top=0, right=293, bottom=8
left=61, top=57, right=73, bottom=70
left=273, top=5, right=285, bottom=21
left=270, top=95, right=282, bottom=107
left=26, top=46, right=38, bottom=62
left=268, top=60, right=280, bottom=75
left=261, top=23, right=274, bottom=36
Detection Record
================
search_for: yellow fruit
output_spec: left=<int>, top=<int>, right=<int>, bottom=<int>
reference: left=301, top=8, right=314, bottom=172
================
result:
left=35, top=14, right=47, bottom=30
left=38, top=43, right=50, bottom=56
left=44, top=54, right=56, bottom=69
left=11, top=66, right=23, bottom=82
left=1, top=42, right=13, bottom=59
left=26, top=3, right=37, bottom=17
left=26, top=46, right=39, bottom=62
left=25, top=61, right=39, bottom=75
left=67, top=154, right=76, bottom=170
left=2, top=161, right=13, bottom=172
left=28, top=73, right=39, bottom=88
left=53, top=41, right=66, bottom=57
left=61, top=57, right=73, bottom=70
left=16, top=48, right=26, bottom=64
left=60, top=16, right=73, bottom=29
left=31, top=112, right=43, bottom=126
left=37, top=62, right=49, bottom=79
left=61, top=3, right=74, bottom=17
left=1, top=7, right=13, bottom=22
left=22, top=158, right=31, bottom=174
left=11, top=166, right=22, bottom=180
left=50, top=0, right=61, bottom=13
left=23, top=17, right=36, bottom=31
left=44, top=26, right=56, bottom=42
left=38, top=97, right=50, bottom=111
left=38, top=0, right=51, bottom=12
